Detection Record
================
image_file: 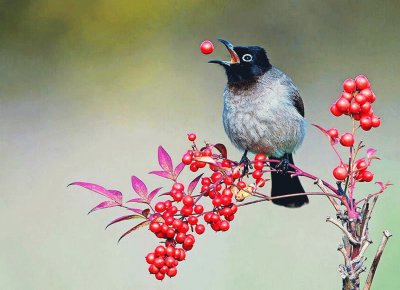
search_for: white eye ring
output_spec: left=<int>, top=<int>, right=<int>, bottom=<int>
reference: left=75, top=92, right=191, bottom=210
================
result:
left=242, top=54, right=253, bottom=62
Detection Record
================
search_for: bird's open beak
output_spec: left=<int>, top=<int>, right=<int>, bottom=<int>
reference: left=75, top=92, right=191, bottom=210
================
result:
left=208, top=38, right=240, bottom=66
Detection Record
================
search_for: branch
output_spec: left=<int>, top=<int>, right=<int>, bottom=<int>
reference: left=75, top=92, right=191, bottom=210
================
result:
left=315, top=179, right=341, bottom=212
left=338, top=244, right=351, bottom=268
left=361, top=196, right=379, bottom=241
left=326, top=217, right=360, bottom=245
left=363, top=231, right=392, bottom=290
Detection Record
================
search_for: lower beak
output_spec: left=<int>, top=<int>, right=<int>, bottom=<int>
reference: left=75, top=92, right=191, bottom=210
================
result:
left=208, top=38, right=240, bottom=66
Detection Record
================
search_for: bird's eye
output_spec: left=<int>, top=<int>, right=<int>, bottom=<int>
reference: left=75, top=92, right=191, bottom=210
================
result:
left=242, top=54, right=253, bottom=62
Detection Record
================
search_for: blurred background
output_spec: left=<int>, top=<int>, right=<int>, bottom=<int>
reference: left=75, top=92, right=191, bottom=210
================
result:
left=1, top=1, right=399, bottom=289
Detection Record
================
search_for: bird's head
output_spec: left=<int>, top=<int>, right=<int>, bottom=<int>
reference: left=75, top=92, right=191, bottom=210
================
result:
left=209, top=38, right=272, bottom=84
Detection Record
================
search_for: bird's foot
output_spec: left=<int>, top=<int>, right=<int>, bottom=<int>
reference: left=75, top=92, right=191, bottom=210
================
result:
left=239, top=150, right=253, bottom=176
left=275, top=153, right=290, bottom=173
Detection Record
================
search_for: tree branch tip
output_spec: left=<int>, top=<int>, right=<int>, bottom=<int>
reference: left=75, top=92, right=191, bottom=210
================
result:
left=383, top=230, right=392, bottom=238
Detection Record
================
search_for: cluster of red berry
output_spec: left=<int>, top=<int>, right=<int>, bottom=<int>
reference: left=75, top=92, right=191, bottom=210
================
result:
left=145, top=245, right=184, bottom=280
left=330, top=75, right=380, bottom=131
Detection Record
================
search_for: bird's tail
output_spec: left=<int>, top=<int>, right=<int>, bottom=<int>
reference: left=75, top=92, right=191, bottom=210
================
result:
left=270, top=153, right=308, bottom=208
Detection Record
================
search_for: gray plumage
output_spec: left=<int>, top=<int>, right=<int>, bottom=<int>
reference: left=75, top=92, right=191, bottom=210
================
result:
left=223, top=67, right=306, bottom=158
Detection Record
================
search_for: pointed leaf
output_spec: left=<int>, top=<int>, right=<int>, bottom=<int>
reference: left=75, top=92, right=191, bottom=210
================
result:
left=118, top=220, right=151, bottom=242
left=149, top=170, right=173, bottom=180
left=158, top=146, right=173, bottom=173
left=69, top=182, right=121, bottom=203
left=105, top=214, right=145, bottom=229
left=88, top=201, right=119, bottom=214
left=214, top=143, right=228, bottom=159
left=108, top=190, right=123, bottom=204
left=187, top=174, right=204, bottom=195
left=131, top=176, right=148, bottom=201
left=126, top=197, right=146, bottom=203
left=126, top=208, right=149, bottom=215
left=366, top=148, right=380, bottom=161
left=158, top=191, right=171, bottom=197
left=148, top=187, right=163, bottom=202
left=173, top=162, right=185, bottom=179
left=141, top=208, right=150, bottom=218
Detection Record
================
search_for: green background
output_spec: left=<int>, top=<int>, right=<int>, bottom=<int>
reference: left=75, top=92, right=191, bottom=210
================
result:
left=1, top=1, right=399, bottom=289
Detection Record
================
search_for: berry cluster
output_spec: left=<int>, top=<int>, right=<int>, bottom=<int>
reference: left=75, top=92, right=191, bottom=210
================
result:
left=330, top=75, right=380, bottom=131
left=146, top=245, right=184, bottom=280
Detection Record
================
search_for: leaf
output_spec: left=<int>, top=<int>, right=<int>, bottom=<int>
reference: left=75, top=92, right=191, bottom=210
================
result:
left=118, top=220, right=151, bottom=242
left=105, top=214, right=145, bottom=229
left=149, top=170, right=173, bottom=180
left=88, top=201, right=119, bottom=214
left=312, top=124, right=337, bottom=145
left=366, top=148, right=380, bottom=162
left=131, top=176, right=148, bottom=201
left=194, top=156, right=216, bottom=164
left=126, top=208, right=148, bottom=215
left=158, top=146, right=173, bottom=173
left=214, top=143, right=228, bottom=159
left=141, top=208, right=150, bottom=218
left=126, top=197, right=146, bottom=203
left=173, top=162, right=185, bottom=179
left=108, top=190, right=123, bottom=204
left=148, top=187, right=163, bottom=203
left=158, top=191, right=171, bottom=197
left=187, top=174, right=203, bottom=195
left=68, top=182, right=122, bottom=204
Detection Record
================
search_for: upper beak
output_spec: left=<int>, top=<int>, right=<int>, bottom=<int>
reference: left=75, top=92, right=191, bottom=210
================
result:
left=208, top=38, right=240, bottom=66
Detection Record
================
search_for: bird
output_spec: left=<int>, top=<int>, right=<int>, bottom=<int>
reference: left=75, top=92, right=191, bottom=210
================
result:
left=209, top=38, right=308, bottom=208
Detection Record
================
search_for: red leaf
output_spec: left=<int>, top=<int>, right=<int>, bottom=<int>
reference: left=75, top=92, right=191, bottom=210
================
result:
left=312, top=124, right=337, bottom=145
left=158, top=146, right=173, bottom=173
left=148, top=187, right=163, bottom=203
left=126, top=197, right=147, bottom=203
left=118, top=220, right=151, bottom=242
left=126, top=208, right=148, bottom=215
left=214, top=143, right=227, bottom=159
left=131, top=176, right=148, bottom=201
left=187, top=174, right=203, bottom=195
left=108, top=190, right=123, bottom=204
left=173, top=162, right=185, bottom=179
left=149, top=170, right=173, bottom=180
left=88, top=201, right=119, bottom=214
left=69, top=182, right=121, bottom=203
left=105, top=214, right=145, bottom=229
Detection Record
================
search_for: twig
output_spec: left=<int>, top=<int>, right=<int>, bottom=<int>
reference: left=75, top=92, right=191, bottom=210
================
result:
left=326, top=217, right=360, bottom=245
left=361, top=196, right=379, bottom=241
left=363, top=231, right=392, bottom=290
left=315, top=179, right=341, bottom=212
left=338, top=244, right=351, bottom=268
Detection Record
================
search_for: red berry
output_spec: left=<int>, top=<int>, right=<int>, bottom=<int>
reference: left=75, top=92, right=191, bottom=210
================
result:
left=327, top=128, right=339, bottom=139
left=252, top=170, right=263, bottom=179
left=343, top=78, right=356, bottom=93
left=254, top=153, right=267, bottom=161
left=164, top=256, right=176, bottom=268
left=173, top=183, right=184, bottom=192
left=146, top=253, right=156, bottom=264
left=231, top=168, right=241, bottom=179
left=224, top=176, right=234, bottom=185
left=155, top=246, right=166, bottom=257
left=360, top=116, right=372, bottom=131
left=333, top=166, right=348, bottom=180
left=169, top=206, right=178, bottom=215
left=202, top=148, right=212, bottom=157
left=189, top=163, right=198, bottom=172
left=360, top=89, right=373, bottom=102
left=221, top=195, right=232, bottom=206
left=166, top=246, right=175, bottom=257
left=341, top=92, right=353, bottom=101
left=155, top=202, right=166, bottom=213
left=219, top=220, right=230, bottom=231
left=200, top=40, right=214, bottom=55
left=225, top=214, right=235, bottom=221
left=221, top=159, right=231, bottom=168
left=174, top=191, right=183, bottom=202
left=355, top=93, right=367, bottom=105
left=211, top=172, right=223, bottom=183
left=254, top=160, right=264, bottom=170
left=180, top=205, right=193, bottom=216
left=256, top=178, right=266, bottom=187
left=211, top=222, right=220, bottom=231
left=369, top=92, right=376, bottom=103
left=179, top=222, right=189, bottom=233
left=172, top=219, right=183, bottom=230
left=355, top=75, right=370, bottom=90
left=360, top=102, right=371, bottom=114
left=371, top=116, right=381, bottom=127
left=182, top=154, right=192, bottom=165
left=330, top=104, right=342, bottom=117
left=150, top=222, right=161, bottom=233
left=349, top=102, right=361, bottom=114
left=188, top=133, right=197, bottom=141
left=167, top=267, right=178, bottom=277
left=237, top=181, right=246, bottom=189
left=149, top=264, right=159, bottom=274
left=175, top=232, right=186, bottom=243
left=362, top=170, right=374, bottom=182
left=166, top=228, right=175, bottom=239
left=182, top=195, right=194, bottom=206
left=154, top=257, right=165, bottom=268
left=336, top=98, right=350, bottom=112
left=204, top=212, right=213, bottom=223
left=187, top=215, right=198, bottom=225
left=194, top=204, right=204, bottom=214
left=222, top=188, right=233, bottom=198
left=210, top=213, right=220, bottom=223
left=340, top=133, right=354, bottom=147
left=201, top=177, right=211, bottom=186
left=155, top=272, right=165, bottom=280
left=356, top=159, right=368, bottom=171
left=196, top=161, right=206, bottom=168
left=212, top=197, right=222, bottom=207
left=230, top=204, right=238, bottom=214
left=195, top=224, right=205, bottom=234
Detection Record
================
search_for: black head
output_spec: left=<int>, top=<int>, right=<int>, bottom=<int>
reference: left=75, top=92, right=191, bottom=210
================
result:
left=209, top=39, right=272, bottom=84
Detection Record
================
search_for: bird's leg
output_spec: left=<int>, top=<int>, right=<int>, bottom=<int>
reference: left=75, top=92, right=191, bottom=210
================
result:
left=275, top=153, right=290, bottom=173
left=239, top=149, right=253, bottom=176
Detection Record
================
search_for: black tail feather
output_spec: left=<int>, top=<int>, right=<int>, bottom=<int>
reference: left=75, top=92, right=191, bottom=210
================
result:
left=270, top=153, right=308, bottom=208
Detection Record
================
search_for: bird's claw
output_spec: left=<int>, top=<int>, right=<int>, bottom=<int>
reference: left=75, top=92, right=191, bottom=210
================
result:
left=275, top=154, right=290, bottom=173
left=239, top=150, right=253, bottom=176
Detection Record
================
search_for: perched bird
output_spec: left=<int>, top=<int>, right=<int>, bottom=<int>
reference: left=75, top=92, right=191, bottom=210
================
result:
left=209, top=38, right=308, bottom=208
